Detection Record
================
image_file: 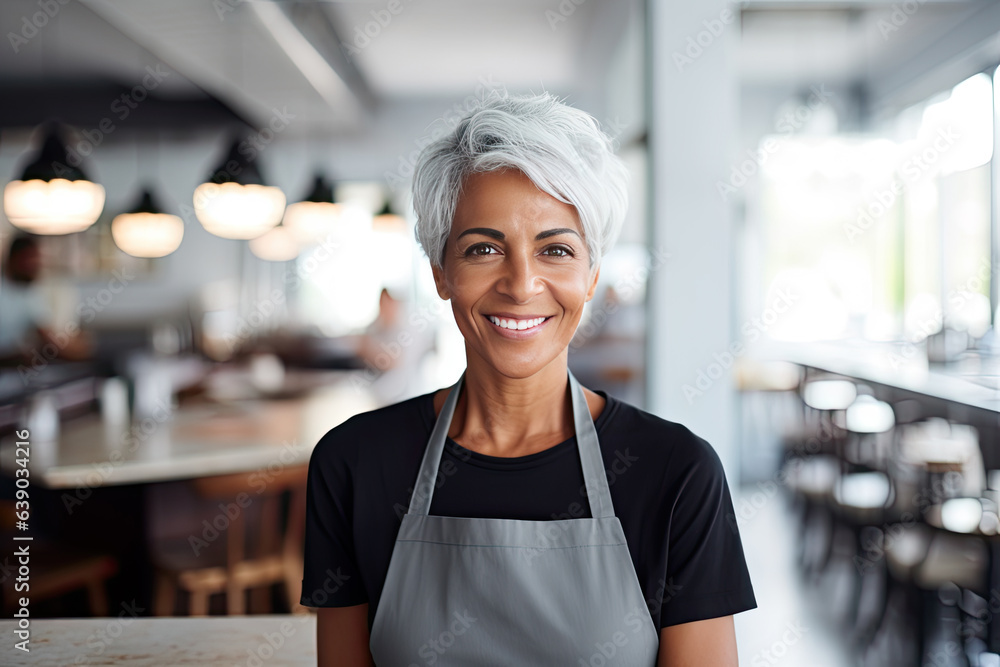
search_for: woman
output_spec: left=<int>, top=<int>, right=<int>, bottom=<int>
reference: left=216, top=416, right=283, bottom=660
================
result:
left=302, top=93, right=757, bottom=666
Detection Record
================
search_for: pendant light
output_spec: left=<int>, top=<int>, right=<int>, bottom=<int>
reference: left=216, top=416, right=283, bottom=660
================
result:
left=111, top=188, right=184, bottom=258
left=372, top=198, right=406, bottom=233
left=283, top=173, right=342, bottom=244
left=3, top=124, right=106, bottom=235
left=249, top=222, right=300, bottom=262
left=193, top=138, right=285, bottom=240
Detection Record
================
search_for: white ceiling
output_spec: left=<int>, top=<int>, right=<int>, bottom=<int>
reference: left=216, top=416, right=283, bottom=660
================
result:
left=0, top=0, right=631, bottom=138
left=1, top=0, right=996, bottom=140
left=325, top=0, right=601, bottom=97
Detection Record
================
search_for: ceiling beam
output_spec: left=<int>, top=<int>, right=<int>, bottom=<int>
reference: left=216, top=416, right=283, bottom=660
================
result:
left=865, top=0, right=1000, bottom=117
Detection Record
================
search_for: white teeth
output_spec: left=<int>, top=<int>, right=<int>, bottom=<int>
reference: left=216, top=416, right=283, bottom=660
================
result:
left=488, top=315, right=546, bottom=331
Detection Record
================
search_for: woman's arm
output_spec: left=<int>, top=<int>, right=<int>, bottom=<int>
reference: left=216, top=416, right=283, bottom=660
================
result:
left=657, top=616, right=738, bottom=667
left=316, top=604, right=376, bottom=667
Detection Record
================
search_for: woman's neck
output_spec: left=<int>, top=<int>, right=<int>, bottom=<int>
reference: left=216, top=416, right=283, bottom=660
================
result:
left=434, top=355, right=605, bottom=458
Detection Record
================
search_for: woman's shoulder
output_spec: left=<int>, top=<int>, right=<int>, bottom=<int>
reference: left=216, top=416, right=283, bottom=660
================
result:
left=603, top=394, right=726, bottom=476
left=310, top=391, right=434, bottom=462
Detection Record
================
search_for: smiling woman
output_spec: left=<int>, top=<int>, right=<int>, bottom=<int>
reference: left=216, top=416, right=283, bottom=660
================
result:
left=432, top=169, right=598, bottom=388
left=302, top=92, right=756, bottom=667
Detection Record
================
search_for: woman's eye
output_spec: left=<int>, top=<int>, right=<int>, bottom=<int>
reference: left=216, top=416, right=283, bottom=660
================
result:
left=544, top=245, right=573, bottom=257
left=465, top=244, right=497, bottom=256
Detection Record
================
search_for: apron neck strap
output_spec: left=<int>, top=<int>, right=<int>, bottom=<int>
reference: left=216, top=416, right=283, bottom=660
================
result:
left=407, top=367, right=615, bottom=519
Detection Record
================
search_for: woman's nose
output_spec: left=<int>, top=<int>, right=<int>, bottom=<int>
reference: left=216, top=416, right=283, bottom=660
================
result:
left=496, top=253, right=544, bottom=303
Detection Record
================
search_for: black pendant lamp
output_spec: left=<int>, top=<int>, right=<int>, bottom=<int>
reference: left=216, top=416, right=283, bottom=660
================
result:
left=112, top=188, right=184, bottom=258
left=283, top=173, right=342, bottom=244
left=192, top=138, right=285, bottom=240
left=3, top=123, right=106, bottom=235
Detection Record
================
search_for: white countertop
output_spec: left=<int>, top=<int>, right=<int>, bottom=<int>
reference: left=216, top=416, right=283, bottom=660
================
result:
left=750, top=339, right=1000, bottom=413
left=0, top=614, right=316, bottom=666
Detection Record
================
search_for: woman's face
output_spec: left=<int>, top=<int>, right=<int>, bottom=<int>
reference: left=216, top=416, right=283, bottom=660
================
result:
left=432, top=169, right=600, bottom=379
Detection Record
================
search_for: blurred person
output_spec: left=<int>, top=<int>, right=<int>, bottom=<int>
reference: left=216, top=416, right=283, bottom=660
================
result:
left=302, top=93, right=756, bottom=666
left=570, top=283, right=647, bottom=406
left=355, top=287, right=436, bottom=403
left=0, top=234, right=91, bottom=367
left=355, top=287, right=405, bottom=371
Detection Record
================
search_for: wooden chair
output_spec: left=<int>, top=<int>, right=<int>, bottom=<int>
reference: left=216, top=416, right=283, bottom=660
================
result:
left=151, top=464, right=308, bottom=616
left=0, top=501, right=118, bottom=616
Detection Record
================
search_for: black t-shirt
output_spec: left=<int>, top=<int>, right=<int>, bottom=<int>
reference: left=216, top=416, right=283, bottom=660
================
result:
left=300, top=386, right=757, bottom=633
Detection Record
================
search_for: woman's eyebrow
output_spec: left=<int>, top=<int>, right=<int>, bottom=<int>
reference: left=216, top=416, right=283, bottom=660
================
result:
left=457, top=227, right=581, bottom=241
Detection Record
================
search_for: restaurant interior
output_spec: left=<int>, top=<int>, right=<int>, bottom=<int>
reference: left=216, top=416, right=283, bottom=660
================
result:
left=1, top=0, right=999, bottom=664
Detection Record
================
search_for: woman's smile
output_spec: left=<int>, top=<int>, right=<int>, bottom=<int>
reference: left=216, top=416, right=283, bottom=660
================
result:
left=483, top=313, right=553, bottom=338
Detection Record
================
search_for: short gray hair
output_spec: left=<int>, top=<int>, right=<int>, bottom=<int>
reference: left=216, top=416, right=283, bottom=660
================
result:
left=411, top=92, right=629, bottom=271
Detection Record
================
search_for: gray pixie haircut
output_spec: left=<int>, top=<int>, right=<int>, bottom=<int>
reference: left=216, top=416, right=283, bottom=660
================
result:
left=411, top=92, right=629, bottom=271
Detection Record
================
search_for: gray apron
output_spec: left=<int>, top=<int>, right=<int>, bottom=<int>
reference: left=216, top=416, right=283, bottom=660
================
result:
left=369, top=368, right=660, bottom=666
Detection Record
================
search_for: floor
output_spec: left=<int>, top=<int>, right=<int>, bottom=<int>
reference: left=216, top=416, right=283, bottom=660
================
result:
left=733, top=484, right=853, bottom=667
left=732, top=481, right=998, bottom=667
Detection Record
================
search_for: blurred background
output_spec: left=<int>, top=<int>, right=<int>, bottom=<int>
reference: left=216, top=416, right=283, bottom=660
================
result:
left=0, top=0, right=998, bottom=665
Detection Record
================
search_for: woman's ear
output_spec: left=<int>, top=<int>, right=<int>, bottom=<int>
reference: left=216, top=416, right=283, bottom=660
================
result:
left=585, top=265, right=601, bottom=301
left=431, top=262, right=451, bottom=300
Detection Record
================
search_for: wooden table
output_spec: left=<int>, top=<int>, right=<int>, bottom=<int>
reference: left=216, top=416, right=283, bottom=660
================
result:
left=0, top=614, right=316, bottom=665
left=0, top=370, right=379, bottom=489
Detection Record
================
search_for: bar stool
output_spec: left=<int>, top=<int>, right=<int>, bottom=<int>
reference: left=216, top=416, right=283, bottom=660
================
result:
left=794, top=378, right=857, bottom=458
left=735, top=359, right=802, bottom=480
left=896, top=419, right=986, bottom=516
left=841, top=393, right=896, bottom=473
left=784, top=378, right=859, bottom=579
left=817, top=395, right=896, bottom=646
left=884, top=498, right=991, bottom=667
left=873, top=421, right=990, bottom=665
